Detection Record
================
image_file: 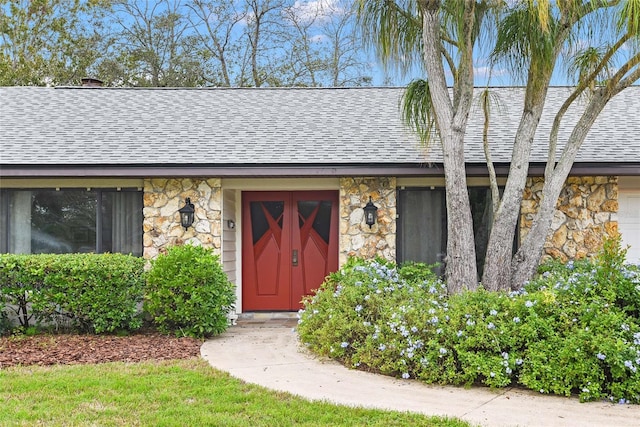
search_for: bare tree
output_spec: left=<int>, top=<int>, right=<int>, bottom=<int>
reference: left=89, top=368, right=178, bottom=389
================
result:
left=187, top=0, right=246, bottom=86
left=282, top=0, right=371, bottom=87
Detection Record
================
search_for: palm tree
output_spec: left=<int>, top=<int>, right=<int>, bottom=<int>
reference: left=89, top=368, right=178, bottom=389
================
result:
left=356, top=0, right=640, bottom=292
left=357, top=0, right=498, bottom=293
left=494, top=0, right=640, bottom=290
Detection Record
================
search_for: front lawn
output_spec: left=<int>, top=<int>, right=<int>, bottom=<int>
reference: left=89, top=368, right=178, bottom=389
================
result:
left=0, top=358, right=468, bottom=426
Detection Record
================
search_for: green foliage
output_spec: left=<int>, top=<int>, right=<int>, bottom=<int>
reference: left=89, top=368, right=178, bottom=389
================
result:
left=145, top=244, right=236, bottom=338
left=299, top=239, right=640, bottom=403
left=0, top=253, right=145, bottom=334
left=0, top=254, right=46, bottom=330
left=0, top=306, right=10, bottom=336
left=521, top=236, right=640, bottom=402
left=0, top=0, right=104, bottom=86
left=37, top=253, right=145, bottom=333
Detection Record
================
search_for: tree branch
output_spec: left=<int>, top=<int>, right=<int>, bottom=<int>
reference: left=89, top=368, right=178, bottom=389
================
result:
left=545, top=33, right=631, bottom=180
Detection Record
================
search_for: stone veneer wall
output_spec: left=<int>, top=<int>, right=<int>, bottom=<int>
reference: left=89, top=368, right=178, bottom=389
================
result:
left=339, top=177, right=396, bottom=265
left=143, top=178, right=222, bottom=259
left=520, top=176, right=618, bottom=262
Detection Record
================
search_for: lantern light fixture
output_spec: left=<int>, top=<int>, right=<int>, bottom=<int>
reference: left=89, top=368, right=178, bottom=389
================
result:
left=363, top=196, right=378, bottom=228
left=178, top=198, right=195, bottom=230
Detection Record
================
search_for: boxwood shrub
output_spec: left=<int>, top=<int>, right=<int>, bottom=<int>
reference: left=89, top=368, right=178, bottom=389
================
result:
left=144, top=244, right=236, bottom=338
left=0, top=253, right=145, bottom=334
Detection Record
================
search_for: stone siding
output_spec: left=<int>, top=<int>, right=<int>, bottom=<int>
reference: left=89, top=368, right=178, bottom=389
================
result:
left=143, top=178, right=222, bottom=259
left=339, top=177, right=396, bottom=265
left=521, top=176, right=618, bottom=262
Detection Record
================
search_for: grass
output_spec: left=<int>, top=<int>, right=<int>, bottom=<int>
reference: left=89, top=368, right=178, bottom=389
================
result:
left=0, top=358, right=470, bottom=426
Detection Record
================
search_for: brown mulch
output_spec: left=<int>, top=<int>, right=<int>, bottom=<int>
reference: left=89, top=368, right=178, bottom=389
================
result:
left=0, top=332, right=202, bottom=368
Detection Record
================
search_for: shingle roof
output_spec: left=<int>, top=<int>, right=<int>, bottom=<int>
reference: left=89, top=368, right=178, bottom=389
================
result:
left=0, top=86, right=638, bottom=171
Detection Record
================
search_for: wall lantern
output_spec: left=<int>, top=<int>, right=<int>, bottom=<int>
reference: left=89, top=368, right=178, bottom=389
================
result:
left=178, top=198, right=195, bottom=230
left=363, top=196, right=378, bottom=228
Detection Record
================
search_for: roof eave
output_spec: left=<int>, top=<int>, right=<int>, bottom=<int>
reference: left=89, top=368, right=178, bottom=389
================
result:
left=1, top=162, right=639, bottom=179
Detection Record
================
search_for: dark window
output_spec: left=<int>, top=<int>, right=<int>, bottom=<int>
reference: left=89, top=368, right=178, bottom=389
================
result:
left=397, top=188, right=447, bottom=275
left=0, top=189, right=142, bottom=256
left=397, top=187, right=511, bottom=278
left=297, top=200, right=332, bottom=244
left=250, top=201, right=284, bottom=244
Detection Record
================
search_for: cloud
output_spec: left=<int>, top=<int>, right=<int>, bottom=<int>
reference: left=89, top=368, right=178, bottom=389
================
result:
left=287, top=0, right=345, bottom=24
left=474, top=66, right=508, bottom=79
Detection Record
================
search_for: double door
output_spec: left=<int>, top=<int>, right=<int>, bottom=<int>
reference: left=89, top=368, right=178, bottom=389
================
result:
left=242, top=191, right=339, bottom=311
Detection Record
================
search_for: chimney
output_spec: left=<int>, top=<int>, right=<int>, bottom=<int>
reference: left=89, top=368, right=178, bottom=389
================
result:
left=81, top=78, right=103, bottom=87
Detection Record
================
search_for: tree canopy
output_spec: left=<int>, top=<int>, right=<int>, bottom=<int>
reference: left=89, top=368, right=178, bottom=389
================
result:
left=0, top=0, right=373, bottom=87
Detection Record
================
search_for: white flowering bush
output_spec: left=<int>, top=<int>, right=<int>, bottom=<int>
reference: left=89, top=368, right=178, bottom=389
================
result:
left=297, top=237, right=640, bottom=403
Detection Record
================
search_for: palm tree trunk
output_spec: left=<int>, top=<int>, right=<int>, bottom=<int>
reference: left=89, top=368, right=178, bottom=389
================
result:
left=482, top=91, right=547, bottom=291
left=420, top=2, right=478, bottom=293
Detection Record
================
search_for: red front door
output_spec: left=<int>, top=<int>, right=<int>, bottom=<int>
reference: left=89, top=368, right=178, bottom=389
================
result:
left=242, top=191, right=339, bottom=311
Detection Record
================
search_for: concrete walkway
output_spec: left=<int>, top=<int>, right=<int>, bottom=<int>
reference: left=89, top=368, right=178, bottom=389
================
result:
left=200, top=317, right=640, bottom=427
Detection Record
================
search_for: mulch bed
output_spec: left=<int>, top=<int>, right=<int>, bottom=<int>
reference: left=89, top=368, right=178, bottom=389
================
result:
left=0, top=332, right=202, bottom=368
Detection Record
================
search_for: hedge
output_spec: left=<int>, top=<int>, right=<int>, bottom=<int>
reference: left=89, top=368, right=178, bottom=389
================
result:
left=0, top=253, right=145, bottom=334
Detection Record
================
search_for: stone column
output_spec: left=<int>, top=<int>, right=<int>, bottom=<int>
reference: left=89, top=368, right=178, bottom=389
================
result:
left=143, top=178, right=222, bottom=259
left=520, top=176, right=618, bottom=262
left=338, top=177, right=396, bottom=266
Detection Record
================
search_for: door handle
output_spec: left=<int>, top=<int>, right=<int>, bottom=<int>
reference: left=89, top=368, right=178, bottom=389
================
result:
left=292, top=249, right=298, bottom=266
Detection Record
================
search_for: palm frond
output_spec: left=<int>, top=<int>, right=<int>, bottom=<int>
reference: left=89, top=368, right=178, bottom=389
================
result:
left=568, top=45, right=613, bottom=89
left=619, top=0, right=640, bottom=36
left=491, top=2, right=558, bottom=84
left=401, top=79, right=437, bottom=145
left=355, top=0, right=423, bottom=75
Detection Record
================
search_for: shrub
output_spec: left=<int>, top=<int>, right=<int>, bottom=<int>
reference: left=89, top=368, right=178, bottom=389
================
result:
left=520, top=236, right=640, bottom=403
left=298, top=237, right=640, bottom=403
left=0, top=253, right=145, bottom=334
left=35, top=254, right=144, bottom=333
left=0, top=254, right=46, bottom=329
left=145, top=244, right=236, bottom=338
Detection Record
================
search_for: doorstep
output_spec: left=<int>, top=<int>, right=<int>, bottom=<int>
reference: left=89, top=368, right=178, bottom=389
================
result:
left=236, top=312, right=299, bottom=328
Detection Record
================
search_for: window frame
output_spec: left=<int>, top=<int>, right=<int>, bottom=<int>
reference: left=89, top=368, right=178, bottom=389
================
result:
left=0, top=188, right=143, bottom=256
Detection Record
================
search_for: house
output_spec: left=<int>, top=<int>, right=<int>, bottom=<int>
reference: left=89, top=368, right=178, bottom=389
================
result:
left=1, top=86, right=639, bottom=312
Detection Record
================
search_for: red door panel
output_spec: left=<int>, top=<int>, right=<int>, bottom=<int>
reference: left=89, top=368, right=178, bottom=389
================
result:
left=291, top=192, right=339, bottom=304
left=242, top=191, right=338, bottom=311
left=242, top=194, right=290, bottom=311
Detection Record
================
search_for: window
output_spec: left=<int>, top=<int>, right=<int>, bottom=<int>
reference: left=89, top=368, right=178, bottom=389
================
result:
left=397, top=187, right=509, bottom=278
left=0, top=189, right=142, bottom=256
